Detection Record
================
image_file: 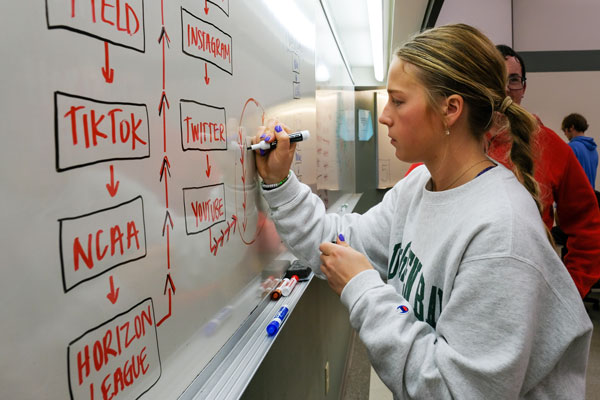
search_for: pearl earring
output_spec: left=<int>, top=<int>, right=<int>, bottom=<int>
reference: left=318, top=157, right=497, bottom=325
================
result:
left=445, top=129, right=450, bottom=136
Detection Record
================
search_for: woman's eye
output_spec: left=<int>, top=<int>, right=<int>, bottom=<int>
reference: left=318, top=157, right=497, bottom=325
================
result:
left=391, top=98, right=404, bottom=106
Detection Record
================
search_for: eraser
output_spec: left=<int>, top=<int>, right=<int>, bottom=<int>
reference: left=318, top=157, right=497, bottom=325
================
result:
left=284, top=260, right=312, bottom=281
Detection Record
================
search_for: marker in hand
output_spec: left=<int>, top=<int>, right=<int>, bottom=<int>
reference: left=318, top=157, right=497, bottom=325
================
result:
left=248, top=126, right=310, bottom=151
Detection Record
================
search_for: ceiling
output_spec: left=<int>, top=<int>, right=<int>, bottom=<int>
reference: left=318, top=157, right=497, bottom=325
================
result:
left=322, top=0, right=430, bottom=86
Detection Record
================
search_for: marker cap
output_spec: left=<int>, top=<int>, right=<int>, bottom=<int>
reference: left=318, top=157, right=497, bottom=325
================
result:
left=266, top=320, right=280, bottom=336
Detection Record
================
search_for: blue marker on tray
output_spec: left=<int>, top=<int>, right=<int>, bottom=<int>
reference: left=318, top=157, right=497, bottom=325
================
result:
left=266, top=304, right=290, bottom=336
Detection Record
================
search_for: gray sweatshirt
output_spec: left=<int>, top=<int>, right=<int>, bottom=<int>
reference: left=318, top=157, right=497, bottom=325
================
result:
left=262, top=164, right=592, bottom=399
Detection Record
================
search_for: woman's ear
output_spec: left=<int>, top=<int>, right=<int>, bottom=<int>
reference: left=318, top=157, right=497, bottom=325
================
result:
left=443, top=94, right=464, bottom=128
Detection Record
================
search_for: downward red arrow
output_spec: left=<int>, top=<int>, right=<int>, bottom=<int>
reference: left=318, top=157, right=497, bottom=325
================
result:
left=205, top=154, right=212, bottom=177
left=101, top=42, right=114, bottom=83
left=204, top=63, right=210, bottom=85
left=106, top=276, right=119, bottom=304
left=204, top=0, right=209, bottom=14
left=106, top=165, right=119, bottom=197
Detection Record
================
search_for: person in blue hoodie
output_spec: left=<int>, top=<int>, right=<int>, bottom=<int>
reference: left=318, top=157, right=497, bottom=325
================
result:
left=562, top=113, right=598, bottom=188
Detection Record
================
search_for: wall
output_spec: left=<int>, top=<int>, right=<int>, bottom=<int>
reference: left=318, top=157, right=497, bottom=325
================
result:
left=521, top=70, right=600, bottom=181
left=435, top=0, right=512, bottom=45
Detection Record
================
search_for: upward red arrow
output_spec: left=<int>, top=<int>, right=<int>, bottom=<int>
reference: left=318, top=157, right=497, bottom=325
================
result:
left=160, top=156, right=171, bottom=208
left=101, top=42, right=114, bottom=83
left=157, top=26, right=171, bottom=47
left=158, top=91, right=170, bottom=116
left=163, top=273, right=176, bottom=295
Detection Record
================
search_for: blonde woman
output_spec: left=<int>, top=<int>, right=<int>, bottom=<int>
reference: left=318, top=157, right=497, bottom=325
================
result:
left=253, top=24, right=591, bottom=399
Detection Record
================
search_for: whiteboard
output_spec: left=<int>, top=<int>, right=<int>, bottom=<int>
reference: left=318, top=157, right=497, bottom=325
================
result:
left=0, top=1, right=315, bottom=399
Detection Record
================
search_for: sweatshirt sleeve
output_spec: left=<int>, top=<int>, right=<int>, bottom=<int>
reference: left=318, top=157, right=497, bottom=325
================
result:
left=553, top=137, right=600, bottom=297
left=261, top=172, right=399, bottom=278
left=340, top=258, right=590, bottom=399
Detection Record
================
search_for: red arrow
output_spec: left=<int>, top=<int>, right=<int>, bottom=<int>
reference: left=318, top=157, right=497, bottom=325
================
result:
left=163, top=273, right=176, bottom=295
left=106, top=276, right=119, bottom=304
left=162, top=209, right=174, bottom=236
left=158, top=91, right=170, bottom=116
left=231, top=215, right=238, bottom=233
left=157, top=26, right=171, bottom=47
left=156, top=287, right=172, bottom=327
left=204, top=0, right=210, bottom=14
left=162, top=210, right=174, bottom=269
left=106, top=164, right=119, bottom=197
left=204, top=63, right=210, bottom=85
left=205, top=154, right=212, bottom=177
left=160, top=156, right=171, bottom=208
left=101, top=42, right=114, bottom=83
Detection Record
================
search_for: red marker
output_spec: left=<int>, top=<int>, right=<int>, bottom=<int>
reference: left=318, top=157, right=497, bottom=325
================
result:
left=280, top=275, right=299, bottom=296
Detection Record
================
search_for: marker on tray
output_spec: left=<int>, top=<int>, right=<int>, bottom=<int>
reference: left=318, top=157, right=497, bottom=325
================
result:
left=270, top=278, right=287, bottom=300
left=247, top=127, right=310, bottom=151
left=280, top=275, right=298, bottom=296
left=266, top=304, right=290, bottom=336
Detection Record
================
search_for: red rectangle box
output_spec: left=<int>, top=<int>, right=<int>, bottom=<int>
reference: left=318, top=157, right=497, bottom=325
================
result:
left=46, top=0, right=145, bottom=52
left=59, top=196, right=147, bottom=292
left=183, top=184, right=226, bottom=234
left=54, top=92, right=150, bottom=171
left=179, top=100, right=227, bottom=151
left=181, top=8, right=233, bottom=75
left=67, top=298, right=161, bottom=400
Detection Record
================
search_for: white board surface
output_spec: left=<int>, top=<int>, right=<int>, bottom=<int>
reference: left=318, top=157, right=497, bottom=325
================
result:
left=0, top=1, right=316, bottom=399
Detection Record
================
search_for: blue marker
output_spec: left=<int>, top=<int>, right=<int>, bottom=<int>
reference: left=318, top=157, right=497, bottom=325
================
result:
left=266, top=304, right=290, bottom=336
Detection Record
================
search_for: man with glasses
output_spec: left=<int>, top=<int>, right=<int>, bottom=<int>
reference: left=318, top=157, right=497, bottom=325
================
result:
left=487, top=45, right=600, bottom=299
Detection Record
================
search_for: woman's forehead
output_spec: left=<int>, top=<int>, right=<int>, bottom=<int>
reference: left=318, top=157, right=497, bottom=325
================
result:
left=387, top=60, right=421, bottom=91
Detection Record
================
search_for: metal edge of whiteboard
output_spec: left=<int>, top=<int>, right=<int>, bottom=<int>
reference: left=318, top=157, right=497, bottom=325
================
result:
left=221, top=276, right=313, bottom=399
left=177, top=292, right=272, bottom=400
left=178, top=273, right=314, bottom=400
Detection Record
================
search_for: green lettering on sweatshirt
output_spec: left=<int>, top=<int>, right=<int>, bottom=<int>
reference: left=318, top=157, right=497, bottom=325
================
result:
left=389, top=241, right=411, bottom=281
left=426, top=286, right=443, bottom=328
left=399, top=248, right=414, bottom=282
left=388, top=241, right=443, bottom=328
left=402, top=259, right=422, bottom=299
left=413, top=275, right=425, bottom=320
left=388, top=242, right=403, bottom=279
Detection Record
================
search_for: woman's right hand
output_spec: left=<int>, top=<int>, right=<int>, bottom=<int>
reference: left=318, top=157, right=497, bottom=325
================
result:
left=252, top=120, right=296, bottom=184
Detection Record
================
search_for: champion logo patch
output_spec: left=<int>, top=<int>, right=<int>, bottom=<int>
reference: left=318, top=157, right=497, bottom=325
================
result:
left=397, top=305, right=409, bottom=314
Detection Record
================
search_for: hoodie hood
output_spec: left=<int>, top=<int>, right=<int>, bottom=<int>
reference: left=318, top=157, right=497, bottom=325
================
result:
left=570, top=136, right=597, bottom=150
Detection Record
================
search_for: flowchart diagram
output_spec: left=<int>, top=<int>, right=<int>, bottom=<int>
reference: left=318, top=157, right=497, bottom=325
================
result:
left=43, top=1, right=310, bottom=398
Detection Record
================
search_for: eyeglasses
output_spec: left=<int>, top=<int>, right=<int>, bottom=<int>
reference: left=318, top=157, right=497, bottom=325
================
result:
left=507, top=75, right=526, bottom=90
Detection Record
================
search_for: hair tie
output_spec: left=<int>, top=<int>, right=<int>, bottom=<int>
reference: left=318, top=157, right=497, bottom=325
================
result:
left=499, top=96, right=513, bottom=114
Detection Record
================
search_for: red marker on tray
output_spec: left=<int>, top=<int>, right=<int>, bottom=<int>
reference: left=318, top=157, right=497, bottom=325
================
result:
left=280, top=275, right=299, bottom=296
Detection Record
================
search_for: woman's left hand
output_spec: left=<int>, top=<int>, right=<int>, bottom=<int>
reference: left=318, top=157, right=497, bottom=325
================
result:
left=319, top=237, right=374, bottom=296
